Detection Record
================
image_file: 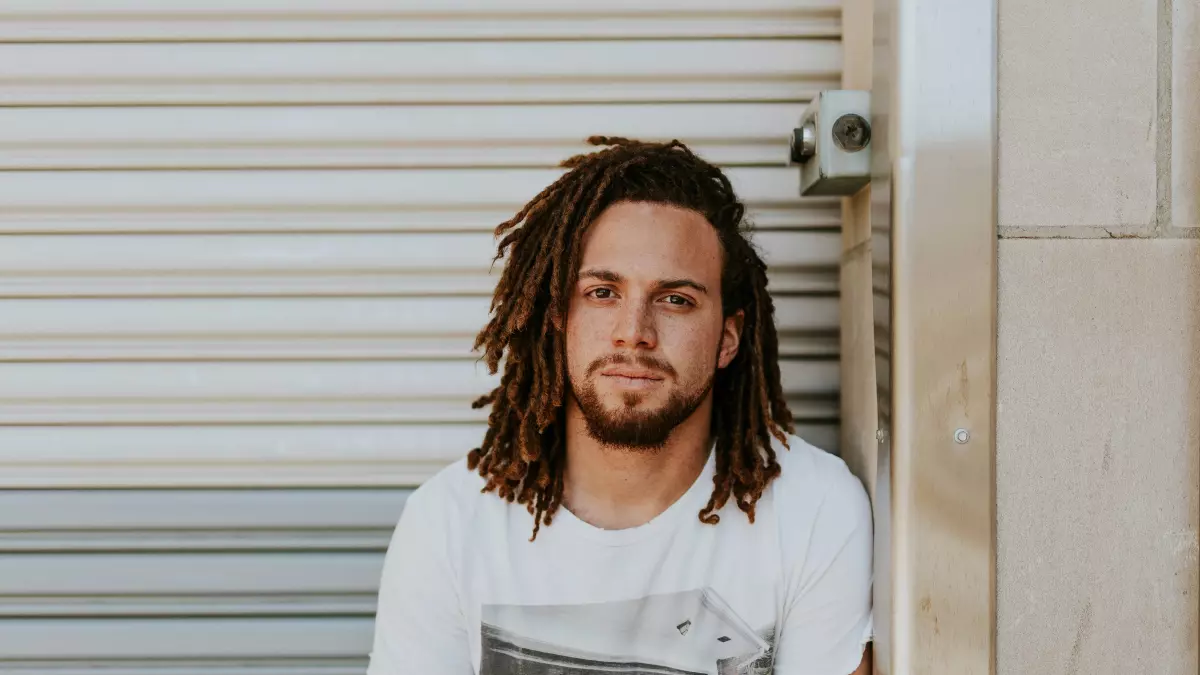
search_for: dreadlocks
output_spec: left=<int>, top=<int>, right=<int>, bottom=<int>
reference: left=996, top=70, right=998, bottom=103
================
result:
left=468, top=136, right=795, bottom=540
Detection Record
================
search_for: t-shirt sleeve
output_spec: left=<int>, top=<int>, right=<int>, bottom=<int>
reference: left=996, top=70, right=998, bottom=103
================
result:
left=366, top=484, right=474, bottom=675
left=773, top=456, right=874, bottom=675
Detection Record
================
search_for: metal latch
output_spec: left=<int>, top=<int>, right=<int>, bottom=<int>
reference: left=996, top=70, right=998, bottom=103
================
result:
left=790, top=90, right=872, bottom=196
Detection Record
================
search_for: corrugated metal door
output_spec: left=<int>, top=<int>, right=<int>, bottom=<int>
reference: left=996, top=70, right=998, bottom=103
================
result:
left=0, top=2, right=844, bottom=672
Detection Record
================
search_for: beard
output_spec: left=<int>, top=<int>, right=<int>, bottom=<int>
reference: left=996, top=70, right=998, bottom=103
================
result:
left=571, top=355, right=714, bottom=452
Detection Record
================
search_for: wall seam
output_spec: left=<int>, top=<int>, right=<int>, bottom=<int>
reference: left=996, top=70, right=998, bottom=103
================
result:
left=1156, top=0, right=1174, bottom=236
left=998, top=226, right=1199, bottom=240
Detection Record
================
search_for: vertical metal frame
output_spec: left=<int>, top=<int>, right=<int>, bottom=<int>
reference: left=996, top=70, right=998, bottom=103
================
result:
left=839, top=0, right=878, bottom=499
left=841, top=0, right=998, bottom=672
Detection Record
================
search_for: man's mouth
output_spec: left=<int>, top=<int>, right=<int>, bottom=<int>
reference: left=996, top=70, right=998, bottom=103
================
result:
left=599, top=369, right=665, bottom=390
left=599, top=368, right=663, bottom=381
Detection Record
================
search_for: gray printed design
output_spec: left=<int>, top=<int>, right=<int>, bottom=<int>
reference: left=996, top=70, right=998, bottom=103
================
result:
left=480, top=588, right=775, bottom=675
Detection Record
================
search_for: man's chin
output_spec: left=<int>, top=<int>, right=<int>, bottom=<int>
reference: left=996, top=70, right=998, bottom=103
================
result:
left=597, top=392, right=662, bottom=412
left=582, top=412, right=676, bottom=451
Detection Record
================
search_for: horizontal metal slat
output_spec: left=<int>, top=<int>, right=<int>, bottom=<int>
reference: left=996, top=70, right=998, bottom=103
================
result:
left=0, top=596, right=378, bottom=618
left=0, top=550, right=384, bottom=616
left=0, top=167, right=819, bottom=214
left=0, top=360, right=493, bottom=398
left=0, top=553, right=381, bottom=597
left=0, top=40, right=841, bottom=105
left=0, top=353, right=836, bottom=439
left=0, top=662, right=366, bottom=675
left=0, top=103, right=808, bottom=169
left=0, top=230, right=837, bottom=269
left=0, top=489, right=407, bottom=531
left=0, top=167, right=839, bottom=253
left=0, top=16, right=837, bottom=42
left=0, top=531, right=391, bottom=553
left=0, top=295, right=835, bottom=332
left=0, top=204, right=839, bottom=235
left=0, top=229, right=840, bottom=297
left=0, top=618, right=373, bottom=659
left=0, top=409, right=838, bottom=470
left=0, top=295, right=837, bottom=360
left=0, top=393, right=837, bottom=427
left=0, top=330, right=837, bottom=361
left=0, top=0, right=833, bottom=11
left=0, top=357, right=834, bottom=407
left=0, top=269, right=836, bottom=298
left=0, top=417, right=838, bottom=488
left=0, top=424, right=485, bottom=483
left=0, top=0, right=840, bottom=41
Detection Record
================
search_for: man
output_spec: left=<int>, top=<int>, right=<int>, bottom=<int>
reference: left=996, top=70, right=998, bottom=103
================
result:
left=368, top=137, right=873, bottom=675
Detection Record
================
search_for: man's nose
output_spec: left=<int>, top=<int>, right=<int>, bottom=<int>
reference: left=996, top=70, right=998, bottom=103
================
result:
left=611, top=300, right=657, bottom=349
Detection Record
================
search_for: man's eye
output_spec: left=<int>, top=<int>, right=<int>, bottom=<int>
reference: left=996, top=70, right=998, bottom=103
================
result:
left=664, top=294, right=692, bottom=306
left=590, top=288, right=613, bottom=299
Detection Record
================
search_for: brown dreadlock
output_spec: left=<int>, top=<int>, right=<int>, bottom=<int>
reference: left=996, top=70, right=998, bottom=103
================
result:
left=468, top=136, right=795, bottom=540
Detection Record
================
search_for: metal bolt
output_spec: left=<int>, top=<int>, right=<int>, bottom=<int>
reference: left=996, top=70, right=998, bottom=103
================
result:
left=832, top=113, right=872, bottom=153
left=790, top=122, right=817, bottom=163
left=954, top=428, right=971, bottom=444
left=876, top=428, right=888, bottom=443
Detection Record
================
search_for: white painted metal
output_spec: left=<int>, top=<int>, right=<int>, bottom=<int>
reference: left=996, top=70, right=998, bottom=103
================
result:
left=0, top=0, right=841, bottom=41
left=0, top=296, right=835, bottom=360
left=0, top=104, right=809, bottom=169
left=0, top=168, right=829, bottom=214
left=0, top=41, right=840, bottom=105
left=0, top=489, right=407, bottom=551
left=871, top=0, right=997, bottom=672
left=0, top=1, right=845, bottom=670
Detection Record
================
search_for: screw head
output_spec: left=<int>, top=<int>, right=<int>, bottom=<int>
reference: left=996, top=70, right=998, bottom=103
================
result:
left=790, top=122, right=817, bottom=163
left=832, top=113, right=872, bottom=152
left=954, top=428, right=971, bottom=444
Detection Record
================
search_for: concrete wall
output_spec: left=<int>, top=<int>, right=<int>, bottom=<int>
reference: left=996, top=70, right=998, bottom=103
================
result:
left=997, top=0, right=1200, bottom=672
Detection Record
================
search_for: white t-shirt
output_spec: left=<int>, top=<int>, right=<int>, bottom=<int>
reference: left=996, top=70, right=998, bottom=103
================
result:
left=367, top=434, right=873, bottom=675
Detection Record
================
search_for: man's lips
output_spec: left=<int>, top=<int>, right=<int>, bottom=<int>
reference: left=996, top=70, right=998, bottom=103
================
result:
left=599, top=369, right=664, bottom=381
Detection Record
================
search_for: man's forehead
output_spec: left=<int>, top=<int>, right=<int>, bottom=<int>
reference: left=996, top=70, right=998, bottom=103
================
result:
left=577, top=202, right=722, bottom=279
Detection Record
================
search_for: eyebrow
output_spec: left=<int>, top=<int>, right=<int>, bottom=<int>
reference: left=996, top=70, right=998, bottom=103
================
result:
left=578, top=268, right=709, bottom=295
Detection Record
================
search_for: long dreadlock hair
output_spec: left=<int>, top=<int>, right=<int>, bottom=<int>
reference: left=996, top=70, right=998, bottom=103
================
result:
left=468, top=136, right=794, bottom=540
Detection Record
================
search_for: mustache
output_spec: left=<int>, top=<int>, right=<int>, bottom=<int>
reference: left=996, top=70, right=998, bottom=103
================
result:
left=586, top=353, right=677, bottom=378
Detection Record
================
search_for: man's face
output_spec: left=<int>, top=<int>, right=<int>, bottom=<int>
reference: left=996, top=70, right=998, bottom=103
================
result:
left=565, top=201, right=742, bottom=450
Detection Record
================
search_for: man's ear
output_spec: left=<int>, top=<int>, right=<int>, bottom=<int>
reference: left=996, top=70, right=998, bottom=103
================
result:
left=717, top=310, right=744, bottom=369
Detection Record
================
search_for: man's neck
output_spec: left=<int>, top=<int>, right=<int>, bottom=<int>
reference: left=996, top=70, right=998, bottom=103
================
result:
left=561, top=397, right=713, bottom=531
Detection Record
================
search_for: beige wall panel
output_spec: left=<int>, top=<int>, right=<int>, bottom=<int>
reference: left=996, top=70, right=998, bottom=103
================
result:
left=996, top=239, right=1200, bottom=675
left=998, top=0, right=1158, bottom=229
left=1175, top=0, right=1200, bottom=228
left=840, top=188, right=878, bottom=498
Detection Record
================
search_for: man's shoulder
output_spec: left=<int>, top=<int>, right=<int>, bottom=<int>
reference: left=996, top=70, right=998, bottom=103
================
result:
left=772, top=434, right=865, bottom=500
left=770, top=433, right=872, bottom=540
left=402, top=457, right=492, bottom=530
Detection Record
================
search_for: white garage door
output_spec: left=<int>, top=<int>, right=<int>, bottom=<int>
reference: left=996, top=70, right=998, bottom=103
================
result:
left=0, top=1, right=844, bottom=672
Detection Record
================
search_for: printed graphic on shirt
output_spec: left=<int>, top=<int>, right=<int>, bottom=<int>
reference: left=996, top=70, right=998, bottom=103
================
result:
left=480, top=587, right=776, bottom=675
